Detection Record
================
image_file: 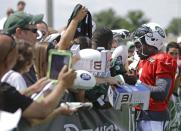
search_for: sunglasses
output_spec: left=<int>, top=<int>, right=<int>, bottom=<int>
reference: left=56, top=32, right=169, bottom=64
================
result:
left=21, top=27, right=37, bottom=34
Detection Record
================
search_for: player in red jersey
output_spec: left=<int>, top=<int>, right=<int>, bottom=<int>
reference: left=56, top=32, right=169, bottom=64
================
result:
left=132, top=23, right=177, bottom=131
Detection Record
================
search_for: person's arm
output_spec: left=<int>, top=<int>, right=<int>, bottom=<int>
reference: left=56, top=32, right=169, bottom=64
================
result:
left=27, top=103, right=77, bottom=126
left=142, top=57, right=177, bottom=101
left=96, top=76, right=122, bottom=86
left=144, top=78, right=172, bottom=101
left=57, top=6, right=88, bottom=50
left=21, top=77, right=49, bottom=96
left=22, top=65, right=76, bottom=119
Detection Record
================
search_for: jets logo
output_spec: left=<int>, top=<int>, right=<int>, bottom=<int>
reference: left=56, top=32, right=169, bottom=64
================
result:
left=155, top=26, right=165, bottom=38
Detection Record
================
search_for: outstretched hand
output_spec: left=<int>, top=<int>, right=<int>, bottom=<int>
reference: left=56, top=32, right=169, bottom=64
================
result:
left=30, top=77, right=50, bottom=93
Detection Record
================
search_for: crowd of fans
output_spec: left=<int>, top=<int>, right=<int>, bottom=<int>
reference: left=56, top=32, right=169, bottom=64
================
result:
left=0, top=1, right=181, bottom=131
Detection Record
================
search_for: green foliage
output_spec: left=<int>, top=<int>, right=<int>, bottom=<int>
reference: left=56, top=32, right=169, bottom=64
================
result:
left=93, top=8, right=181, bottom=36
left=126, top=10, right=149, bottom=31
left=93, top=8, right=149, bottom=32
left=93, top=9, right=122, bottom=29
left=166, top=18, right=181, bottom=35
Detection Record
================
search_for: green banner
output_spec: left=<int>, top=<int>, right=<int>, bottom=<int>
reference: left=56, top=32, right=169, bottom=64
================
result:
left=19, top=106, right=132, bottom=131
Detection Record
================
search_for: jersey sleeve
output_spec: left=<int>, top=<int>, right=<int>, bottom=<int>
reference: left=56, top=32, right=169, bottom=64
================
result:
left=155, top=56, right=177, bottom=79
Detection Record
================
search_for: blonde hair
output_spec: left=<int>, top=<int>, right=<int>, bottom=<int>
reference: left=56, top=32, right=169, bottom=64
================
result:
left=33, top=42, right=48, bottom=79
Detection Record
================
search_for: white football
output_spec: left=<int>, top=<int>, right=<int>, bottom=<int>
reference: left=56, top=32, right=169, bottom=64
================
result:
left=111, top=45, right=128, bottom=65
left=73, top=49, right=101, bottom=71
left=73, top=70, right=96, bottom=90
left=79, top=49, right=101, bottom=60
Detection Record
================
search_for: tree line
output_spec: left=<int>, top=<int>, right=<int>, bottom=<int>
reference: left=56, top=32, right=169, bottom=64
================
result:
left=93, top=8, right=181, bottom=36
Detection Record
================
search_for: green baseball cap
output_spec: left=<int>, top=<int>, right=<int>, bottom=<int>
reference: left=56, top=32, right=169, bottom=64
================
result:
left=3, top=11, right=44, bottom=34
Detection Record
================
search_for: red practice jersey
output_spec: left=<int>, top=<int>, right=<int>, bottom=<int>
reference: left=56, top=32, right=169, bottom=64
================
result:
left=137, top=52, right=177, bottom=111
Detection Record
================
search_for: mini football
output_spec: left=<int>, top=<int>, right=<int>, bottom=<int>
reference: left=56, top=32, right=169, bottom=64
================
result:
left=79, top=49, right=101, bottom=60
left=111, top=45, right=128, bottom=65
left=73, top=70, right=96, bottom=90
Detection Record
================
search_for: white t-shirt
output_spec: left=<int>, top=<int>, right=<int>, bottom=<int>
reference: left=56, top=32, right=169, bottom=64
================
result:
left=1, top=70, right=27, bottom=92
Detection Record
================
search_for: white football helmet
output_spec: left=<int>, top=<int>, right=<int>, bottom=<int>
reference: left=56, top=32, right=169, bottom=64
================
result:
left=133, top=22, right=166, bottom=50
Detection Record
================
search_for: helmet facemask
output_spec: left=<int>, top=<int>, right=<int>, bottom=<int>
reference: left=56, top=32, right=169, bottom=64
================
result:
left=133, top=35, right=158, bottom=59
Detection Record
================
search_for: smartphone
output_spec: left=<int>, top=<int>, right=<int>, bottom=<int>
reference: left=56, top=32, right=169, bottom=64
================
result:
left=47, top=49, right=72, bottom=81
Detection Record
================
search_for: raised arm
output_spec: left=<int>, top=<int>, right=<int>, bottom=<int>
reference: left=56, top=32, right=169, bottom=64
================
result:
left=57, top=6, right=88, bottom=50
